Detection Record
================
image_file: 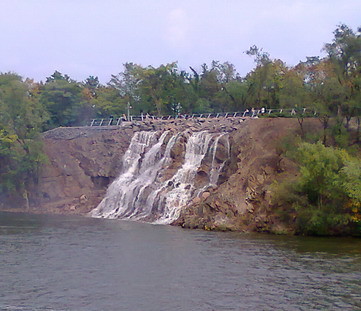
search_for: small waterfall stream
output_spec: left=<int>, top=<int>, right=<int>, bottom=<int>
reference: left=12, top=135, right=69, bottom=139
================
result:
left=90, top=130, right=229, bottom=223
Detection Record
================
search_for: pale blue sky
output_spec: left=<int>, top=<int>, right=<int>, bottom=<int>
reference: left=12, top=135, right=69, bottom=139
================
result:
left=0, top=0, right=360, bottom=83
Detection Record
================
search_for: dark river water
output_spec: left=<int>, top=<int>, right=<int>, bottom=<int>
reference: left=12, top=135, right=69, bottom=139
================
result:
left=0, top=212, right=360, bottom=311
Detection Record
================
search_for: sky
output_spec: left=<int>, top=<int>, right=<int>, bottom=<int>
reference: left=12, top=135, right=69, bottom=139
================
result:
left=0, top=0, right=360, bottom=84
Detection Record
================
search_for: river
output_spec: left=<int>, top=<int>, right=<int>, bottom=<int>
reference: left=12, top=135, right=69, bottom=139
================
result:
left=0, top=212, right=360, bottom=311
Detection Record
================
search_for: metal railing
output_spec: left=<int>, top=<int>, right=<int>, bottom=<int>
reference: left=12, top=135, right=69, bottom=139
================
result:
left=88, top=108, right=318, bottom=127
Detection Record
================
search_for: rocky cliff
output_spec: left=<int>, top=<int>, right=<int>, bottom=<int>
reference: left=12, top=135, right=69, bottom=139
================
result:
left=27, top=118, right=320, bottom=232
left=175, top=118, right=303, bottom=233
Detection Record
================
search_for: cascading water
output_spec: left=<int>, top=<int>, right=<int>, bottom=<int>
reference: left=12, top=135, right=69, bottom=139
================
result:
left=90, top=131, right=171, bottom=219
left=153, top=131, right=214, bottom=224
left=90, top=130, right=229, bottom=224
left=195, top=133, right=230, bottom=197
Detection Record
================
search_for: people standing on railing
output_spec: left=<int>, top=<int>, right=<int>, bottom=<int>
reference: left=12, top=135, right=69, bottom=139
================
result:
left=251, top=108, right=255, bottom=117
left=88, top=107, right=320, bottom=126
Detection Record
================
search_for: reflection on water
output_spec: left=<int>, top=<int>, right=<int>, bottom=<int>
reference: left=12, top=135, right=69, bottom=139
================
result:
left=0, top=212, right=360, bottom=311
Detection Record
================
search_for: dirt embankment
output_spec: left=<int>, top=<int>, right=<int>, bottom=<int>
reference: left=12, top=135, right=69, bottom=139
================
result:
left=6, top=118, right=321, bottom=232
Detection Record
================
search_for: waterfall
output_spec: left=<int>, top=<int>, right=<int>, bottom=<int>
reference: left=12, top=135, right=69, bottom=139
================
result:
left=153, top=131, right=214, bottom=224
left=195, top=133, right=230, bottom=197
left=90, top=130, right=229, bottom=224
left=90, top=131, right=171, bottom=219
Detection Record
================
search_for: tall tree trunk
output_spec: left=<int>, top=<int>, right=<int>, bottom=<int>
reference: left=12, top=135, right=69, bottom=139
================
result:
left=345, top=115, right=352, bottom=131
left=297, top=117, right=304, bottom=138
left=23, top=189, right=30, bottom=210
left=319, top=116, right=329, bottom=146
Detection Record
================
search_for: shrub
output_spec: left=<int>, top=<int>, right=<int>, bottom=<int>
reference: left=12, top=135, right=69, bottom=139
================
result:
left=273, top=142, right=361, bottom=236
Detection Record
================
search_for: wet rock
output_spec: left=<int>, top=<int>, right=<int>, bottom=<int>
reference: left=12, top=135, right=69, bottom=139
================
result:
left=193, top=197, right=201, bottom=204
left=170, top=139, right=186, bottom=159
left=79, top=194, right=87, bottom=203
left=202, top=192, right=210, bottom=200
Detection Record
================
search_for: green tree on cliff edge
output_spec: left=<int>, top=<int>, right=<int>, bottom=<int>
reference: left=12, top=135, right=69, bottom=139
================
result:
left=0, top=73, right=48, bottom=207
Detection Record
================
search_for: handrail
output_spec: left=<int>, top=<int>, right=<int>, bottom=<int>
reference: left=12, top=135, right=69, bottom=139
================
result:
left=87, top=108, right=318, bottom=127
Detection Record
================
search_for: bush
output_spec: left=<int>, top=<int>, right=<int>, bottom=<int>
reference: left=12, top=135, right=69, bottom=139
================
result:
left=273, top=142, right=361, bottom=236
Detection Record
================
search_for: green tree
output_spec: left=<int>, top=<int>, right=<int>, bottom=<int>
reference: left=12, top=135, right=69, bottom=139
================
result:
left=245, top=46, right=286, bottom=108
left=83, top=75, right=100, bottom=99
left=110, top=63, right=188, bottom=115
left=324, top=24, right=361, bottom=129
left=109, top=63, right=143, bottom=112
left=274, top=142, right=361, bottom=235
left=279, top=67, right=310, bottom=109
left=40, top=71, right=85, bottom=128
left=218, top=79, right=248, bottom=112
left=90, top=85, right=127, bottom=117
left=0, top=73, right=48, bottom=205
left=194, top=61, right=241, bottom=112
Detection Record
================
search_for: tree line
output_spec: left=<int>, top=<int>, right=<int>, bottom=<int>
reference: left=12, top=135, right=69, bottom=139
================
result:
left=0, top=24, right=360, bottom=234
left=2, top=24, right=360, bottom=129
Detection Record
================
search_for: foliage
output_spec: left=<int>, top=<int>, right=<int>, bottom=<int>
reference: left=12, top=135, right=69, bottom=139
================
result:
left=274, top=142, right=361, bottom=236
left=89, top=86, right=126, bottom=117
left=323, top=25, right=361, bottom=123
left=0, top=73, right=48, bottom=199
left=40, top=71, right=92, bottom=128
left=33, top=24, right=354, bottom=121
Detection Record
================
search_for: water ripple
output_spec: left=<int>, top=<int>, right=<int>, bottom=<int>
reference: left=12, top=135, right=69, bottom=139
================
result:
left=1, top=212, right=360, bottom=310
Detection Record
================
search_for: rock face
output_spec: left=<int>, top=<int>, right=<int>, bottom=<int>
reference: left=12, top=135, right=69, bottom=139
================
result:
left=29, top=127, right=133, bottom=214
left=174, top=118, right=303, bottom=233
left=27, top=118, right=320, bottom=232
